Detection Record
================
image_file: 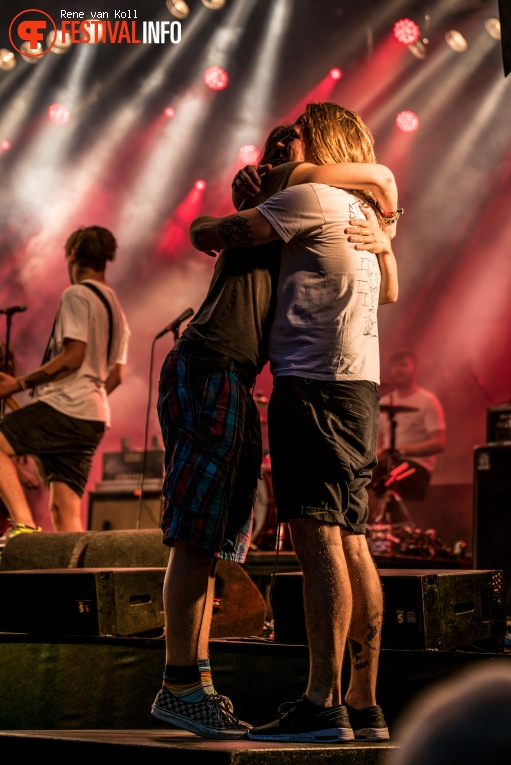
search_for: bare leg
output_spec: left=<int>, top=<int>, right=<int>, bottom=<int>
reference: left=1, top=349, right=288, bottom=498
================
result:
left=0, top=434, right=37, bottom=527
left=342, top=532, right=383, bottom=709
left=289, top=518, right=352, bottom=708
left=49, top=481, right=84, bottom=532
left=164, top=539, right=217, bottom=665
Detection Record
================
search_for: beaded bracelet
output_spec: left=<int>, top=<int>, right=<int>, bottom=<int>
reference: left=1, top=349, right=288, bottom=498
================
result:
left=373, top=201, right=404, bottom=225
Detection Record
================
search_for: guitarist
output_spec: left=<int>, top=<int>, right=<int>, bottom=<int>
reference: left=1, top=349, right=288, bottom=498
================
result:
left=0, top=226, right=130, bottom=541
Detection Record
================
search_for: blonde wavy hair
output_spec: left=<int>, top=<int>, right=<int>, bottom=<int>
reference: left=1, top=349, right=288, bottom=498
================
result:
left=300, top=102, right=384, bottom=220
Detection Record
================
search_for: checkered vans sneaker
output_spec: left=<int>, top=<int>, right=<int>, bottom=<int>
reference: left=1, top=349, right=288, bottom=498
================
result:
left=247, top=694, right=355, bottom=743
left=345, top=704, right=389, bottom=741
left=151, top=685, right=251, bottom=739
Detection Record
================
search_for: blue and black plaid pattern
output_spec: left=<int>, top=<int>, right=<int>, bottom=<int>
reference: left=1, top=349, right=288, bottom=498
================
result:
left=151, top=685, right=250, bottom=739
left=157, top=342, right=262, bottom=563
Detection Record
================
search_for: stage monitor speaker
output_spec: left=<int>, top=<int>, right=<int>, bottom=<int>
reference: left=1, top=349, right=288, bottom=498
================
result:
left=0, top=531, right=98, bottom=571
left=474, top=443, right=511, bottom=614
left=272, top=569, right=506, bottom=652
left=88, top=491, right=163, bottom=531
left=0, top=568, right=165, bottom=637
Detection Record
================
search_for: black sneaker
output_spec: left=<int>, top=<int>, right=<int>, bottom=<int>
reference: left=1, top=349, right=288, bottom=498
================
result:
left=345, top=703, right=389, bottom=741
left=151, top=685, right=251, bottom=739
left=247, top=694, right=355, bottom=743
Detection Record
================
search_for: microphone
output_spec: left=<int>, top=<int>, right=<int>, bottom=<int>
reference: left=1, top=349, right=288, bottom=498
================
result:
left=155, top=307, right=194, bottom=339
left=0, top=305, right=27, bottom=315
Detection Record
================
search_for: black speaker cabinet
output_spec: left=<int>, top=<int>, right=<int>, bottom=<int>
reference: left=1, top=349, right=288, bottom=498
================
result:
left=272, top=569, right=506, bottom=652
left=474, top=443, right=511, bottom=613
left=0, top=568, right=165, bottom=637
left=88, top=491, right=163, bottom=531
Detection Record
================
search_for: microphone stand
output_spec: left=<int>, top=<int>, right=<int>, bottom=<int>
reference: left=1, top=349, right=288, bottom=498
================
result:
left=0, top=311, right=14, bottom=422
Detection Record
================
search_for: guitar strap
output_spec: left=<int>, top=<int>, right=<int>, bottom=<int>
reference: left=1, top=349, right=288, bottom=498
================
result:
left=34, top=282, right=113, bottom=395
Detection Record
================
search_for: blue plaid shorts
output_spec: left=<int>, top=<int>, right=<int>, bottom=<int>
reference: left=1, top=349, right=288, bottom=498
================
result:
left=157, top=341, right=262, bottom=563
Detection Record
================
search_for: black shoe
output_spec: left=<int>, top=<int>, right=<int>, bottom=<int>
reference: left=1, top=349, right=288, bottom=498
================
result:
left=345, top=703, right=389, bottom=741
left=247, top=694, right=354, bottom=743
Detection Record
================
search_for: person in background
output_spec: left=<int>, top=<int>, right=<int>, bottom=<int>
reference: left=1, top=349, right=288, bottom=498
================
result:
left=0, top=226, right=130, bottom=542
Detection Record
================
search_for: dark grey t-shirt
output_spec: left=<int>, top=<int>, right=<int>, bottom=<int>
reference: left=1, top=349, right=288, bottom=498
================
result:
left=182, top=161, right=302, bottom=374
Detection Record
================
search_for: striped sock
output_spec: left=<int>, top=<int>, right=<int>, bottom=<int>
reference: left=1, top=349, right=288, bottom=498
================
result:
left=163, top=664, right=206, bottom=703
left=198, top=658, right=215, bottom=695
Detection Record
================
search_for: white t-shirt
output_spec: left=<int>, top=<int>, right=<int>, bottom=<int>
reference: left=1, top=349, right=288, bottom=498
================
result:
left=257, top=183, right=381, bottom=383
left=378, top=387, right=446, bottom=473
left=35, top=280, right=130, bottom=426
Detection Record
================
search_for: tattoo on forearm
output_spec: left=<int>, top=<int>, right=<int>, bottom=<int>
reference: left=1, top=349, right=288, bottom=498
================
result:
left=24, top=367, right=67, bottom=388
left=218, top=216, right=255, bottom=248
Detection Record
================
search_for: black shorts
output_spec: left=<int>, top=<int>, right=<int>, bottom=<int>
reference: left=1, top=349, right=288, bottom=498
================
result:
left=0, top=401, right=105, bottom=498
left=268, top=376, right=379, bottom=534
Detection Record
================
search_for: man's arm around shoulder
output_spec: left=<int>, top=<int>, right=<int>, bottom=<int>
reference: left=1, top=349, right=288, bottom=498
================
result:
left=190, top=209, right=280, bottom=253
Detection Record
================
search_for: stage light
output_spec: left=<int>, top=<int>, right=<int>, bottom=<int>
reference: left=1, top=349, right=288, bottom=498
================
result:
left=330, top=68, right=342, bottom=80
left=239, top=144, right=260, bottom=164
left=201, top=0, right=226, bottom=8
left=408, top=41, right=427, bottom=59
left=0, top=49, right=16, bottom=71
left=164, top=107, right=175, bottom=118
left=47, top=29, right=72, bottom=53
left=393, top=19, right=420, bottom=46
left=20, top=41, right=43, bottom=63
left=1, top=140, right=11, bottom=151
left=396, top=110, right=420, bottom=133
left=204, top=65, right=229, bottom=91
left=48, top=103, right=71, bottom=126
left=166, top=0, right=190, bottom=19
left=195, top=179, right=206, bottom=190
left=445, top=30, right=468, bottom=52
left=485, top=18, right=501, bottom=40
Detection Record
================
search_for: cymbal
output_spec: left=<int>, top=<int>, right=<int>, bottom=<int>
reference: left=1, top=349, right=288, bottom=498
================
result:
left=380, top=404, right=419, bottom=414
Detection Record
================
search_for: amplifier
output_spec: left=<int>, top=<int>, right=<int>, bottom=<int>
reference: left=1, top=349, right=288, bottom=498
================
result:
left=486, top=403, right=511, bottom=443
left=0, top=568, right=165, bottom=637
left=272, top=569, right=506, bottom=651
left=102, top=450, right=164, bottom=482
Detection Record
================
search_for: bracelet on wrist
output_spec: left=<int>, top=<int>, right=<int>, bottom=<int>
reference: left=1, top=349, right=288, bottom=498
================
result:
left=374, top=200, right=404, bottom=225
left=15, top=377, right=27, bottom=392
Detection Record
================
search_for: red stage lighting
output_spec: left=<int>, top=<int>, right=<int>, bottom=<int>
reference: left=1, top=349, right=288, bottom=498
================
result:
left=393, top=19, right=420, bottom=45
left=48, top=103, right=70, bottom=125
left=239, top=144, right=260, bottom=164
left=204, top=65, right=229, bottom=91
left=330, top=68, right=342, bottom=80
left=195, top=179, right=206, bottom=190
left=396, top=110, right=420, bottom=132
left=164, top=107, right=175, bottom=118
left=1, top=140, right=10, bottom=151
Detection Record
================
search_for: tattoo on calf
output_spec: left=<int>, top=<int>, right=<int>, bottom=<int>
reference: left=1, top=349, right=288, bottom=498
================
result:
left=219, top=216, right=255, bottom=248
left=348, top=639, right=369, bottom=671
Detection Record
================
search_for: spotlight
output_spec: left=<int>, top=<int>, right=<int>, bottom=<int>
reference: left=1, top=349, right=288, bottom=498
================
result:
left=47, top=29, right=72, bottom=54
left=20, top=41, right=43, bottom=63
left=166, top=0, right=190, bottom=19
left=0, top=49, right=16, bottom=71
left=164, top=107, right=175, bottom=118
left=393, top=19, right=420, bottom=46
left=48, top=103, right=71, bottom=126
left=445, top=30, right=468, bottom=52
left=330, top=68, right=342, bottom=80
left=195, top=179, right=206, bottom=190
left=201, top=0, right=226, bottom=8
left=204, top=65, right=229, bottom=91
left=239, top=145, right=260, bottom=164
left=408, top=41, right=427, bottom=59
left=1, top=140, right=11, bottom=151
left=396, top=110, right=420, bottom=133
left=485, top=18, right=501, bottom=40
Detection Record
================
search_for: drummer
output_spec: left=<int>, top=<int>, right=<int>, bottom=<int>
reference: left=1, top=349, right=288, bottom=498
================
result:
left=376, top=349, right=446, bottom=501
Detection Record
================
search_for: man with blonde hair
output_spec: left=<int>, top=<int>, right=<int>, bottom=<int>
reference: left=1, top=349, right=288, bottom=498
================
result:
left=188, top=101, right=399, bottom=742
